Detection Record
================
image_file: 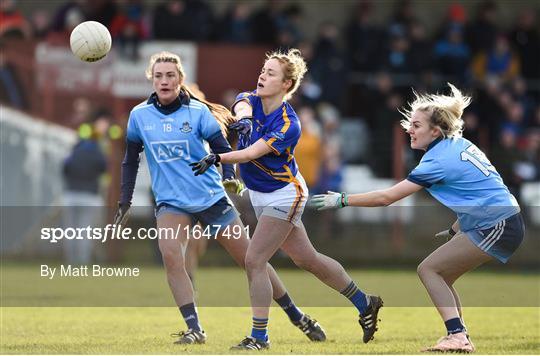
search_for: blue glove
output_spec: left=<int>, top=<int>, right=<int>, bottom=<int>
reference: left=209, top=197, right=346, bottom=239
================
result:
left=229, top=117, right=253, bottom=136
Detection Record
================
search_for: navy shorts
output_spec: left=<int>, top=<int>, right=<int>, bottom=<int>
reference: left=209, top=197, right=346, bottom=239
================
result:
left=466, top=213, right=525, bottom=263
left=155, top=197, right=239, bottom=234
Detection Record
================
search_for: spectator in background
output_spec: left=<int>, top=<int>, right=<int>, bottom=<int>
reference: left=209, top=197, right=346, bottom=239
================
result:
left=0, top=42, right=26, bottom=109
left=49, top=0, right=86, bottom=33
left=435, top=3, right=467, bottom=41
left=110, top=0, right=148, bottom=60
left=500, top=101, right=526, bottom=138
left=466, top=0, right=499, bottom=54
left=0, top=0, right=32, bottom=39
left=369, top=92, right=404, bottom=178
left=186, top=0, right=215, bottom=41
left=62, top=114, right=109, bottom=264
left=314, top=139, right=343, bottom=195
left=381, top=24, right=411, bottom=74
left=310, top=22, right=348, bottom=109
left=390, top=0, right=416, bottom=30
left=153, top=0, right=201, bottom=41
left=408, top=20, right=433, bottom=74
left=295, top=105, right=322, bottom=190
left=217, top=2, right=253, bottom=44
left=85, top=0, right=117, bottom=28
left=250, top=0, right=284, bottom=45
left=313, top=103, right=343, bottom=194
left=472, top=34, right=520, bottom=83
left=345, top=0, right=383, bottom=72
left=434, top=23, right=471, bottom=84
left=490, top=129, right=524, bottom=200
left=49, top=0, right=86, bottom=40
left=275, top=3, right=304, bottom=48
left=509, top=10, right=540, bottom=80
left=510, top=77, right=535, bottom=125
left=295, top=41, right=323, bottom=105
left=520, top=129, right=540, bottom=182
left=29, top=9, right=50, bottom=39
left=363, top=71, right=394, bottom=123
left=66, top=97, right=92, bottom=129
left=462, top=111, right=482, bottom=146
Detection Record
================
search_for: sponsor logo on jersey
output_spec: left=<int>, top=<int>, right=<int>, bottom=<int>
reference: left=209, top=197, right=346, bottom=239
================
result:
left=273, top=206, right=288, bottom=214
left=180, top=121, right=192, bottom=133
left=160, top=117, right=175, bottom=123
left=150, top=140, right=190, bottom=162
left=143, top=124, right=155, bottom=131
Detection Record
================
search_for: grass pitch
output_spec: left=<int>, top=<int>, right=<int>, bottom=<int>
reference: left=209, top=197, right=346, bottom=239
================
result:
left=1, top=266, right=538, bottom=354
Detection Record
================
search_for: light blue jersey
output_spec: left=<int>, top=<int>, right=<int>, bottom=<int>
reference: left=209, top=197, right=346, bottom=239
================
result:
left=407, top=137, right=520, bottom=231
left=126, top=99, right=225, bottom=212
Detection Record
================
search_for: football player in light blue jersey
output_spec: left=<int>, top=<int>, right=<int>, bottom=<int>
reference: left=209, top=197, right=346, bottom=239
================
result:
left=113, top=51, right=326, bottom=346
left=311, top=83, right=525, bottom=353
left=191, top=49, right=383, bottom=350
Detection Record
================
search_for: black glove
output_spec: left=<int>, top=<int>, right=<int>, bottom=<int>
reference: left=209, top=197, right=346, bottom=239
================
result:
left=228, top=117, right=253, bottom=136
left=190, top=154, right=221, bottom=176
left=113, top=202, right=131, bottom=227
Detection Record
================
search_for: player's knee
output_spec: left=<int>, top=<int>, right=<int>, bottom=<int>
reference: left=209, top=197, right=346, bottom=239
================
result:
left=161, top=249, right=184, bottom=270
left=417, top=261, right=431, bottom=280
left=244, top=253, right=266, bottom=272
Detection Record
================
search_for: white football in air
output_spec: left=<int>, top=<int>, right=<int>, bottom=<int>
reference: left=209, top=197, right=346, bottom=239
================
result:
left=70, top=21, right=112, bottom=62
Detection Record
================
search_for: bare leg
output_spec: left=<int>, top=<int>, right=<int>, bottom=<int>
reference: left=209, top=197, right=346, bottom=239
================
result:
left=215, top=217, right=288, bottom=299
left=417, top=232, right=493, bottom=322
left=184, top=228, right=207, bottom=282
left=244, top=216, right=293, bottom=318
left=156, top=213, right=194, bottom=307
left=280, top=222, right=352, bottom=291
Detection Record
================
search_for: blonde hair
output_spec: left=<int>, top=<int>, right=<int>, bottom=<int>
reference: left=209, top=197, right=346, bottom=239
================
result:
left=266, top=48, right=308, bottom=101
left=399, top=83, right=472, bottom=138
left=145, top=51, right=234, bottom=135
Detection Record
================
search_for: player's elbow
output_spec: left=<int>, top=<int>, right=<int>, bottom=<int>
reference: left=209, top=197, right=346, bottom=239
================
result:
left=378, top=192, right=395, bottom=207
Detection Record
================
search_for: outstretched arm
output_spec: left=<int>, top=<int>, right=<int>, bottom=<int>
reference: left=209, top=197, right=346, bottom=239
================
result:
left=190, top=139, right=272, bottom=175
left=311, top=179, right=423, bottom=210
left=220, top=139, right=272, bottom=164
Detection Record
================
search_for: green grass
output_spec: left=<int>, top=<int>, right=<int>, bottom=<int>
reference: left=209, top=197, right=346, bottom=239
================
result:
left=1, top=307, right=538, bottom=354
left=1, top=266, right=539, bottom=354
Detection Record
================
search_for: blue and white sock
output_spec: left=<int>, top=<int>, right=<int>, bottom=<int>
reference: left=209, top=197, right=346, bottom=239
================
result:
left=275, top=292, right=303, bottom=322
left=341, top=281, right=369, bottom=315
left=251, top=317, right=269, bottom=342
left=179, top=303, right=202, bottom=331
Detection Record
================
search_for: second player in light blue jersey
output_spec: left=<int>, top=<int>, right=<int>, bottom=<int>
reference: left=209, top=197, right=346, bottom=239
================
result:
left=191, top=49, right=383, bottom=350
left=113, top=51, right=326, bottom=346
left=311, top=83, right=525, bottom=353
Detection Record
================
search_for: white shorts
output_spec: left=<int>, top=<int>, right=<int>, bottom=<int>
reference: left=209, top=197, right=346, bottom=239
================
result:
left=248, top=173, right=308, bottom=227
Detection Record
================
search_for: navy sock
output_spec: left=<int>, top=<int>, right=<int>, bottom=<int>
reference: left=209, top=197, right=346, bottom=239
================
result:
left=275, top=292, right=303, bottom=322
left=445, top=317, right=465, bottom=335
left=341, top=281, right=369, bottom=315
left=179, top=303, right=201, bottom=331
left=251, top=317, right=268, bottom=342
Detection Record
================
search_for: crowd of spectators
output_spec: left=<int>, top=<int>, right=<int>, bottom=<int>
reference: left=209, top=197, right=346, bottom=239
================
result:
left=1, top=0, right=539, bottom=198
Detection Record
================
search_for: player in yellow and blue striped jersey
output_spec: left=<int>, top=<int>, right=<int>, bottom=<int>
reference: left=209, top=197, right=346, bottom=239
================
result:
left=191, top=49, right=383, bottom=350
